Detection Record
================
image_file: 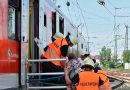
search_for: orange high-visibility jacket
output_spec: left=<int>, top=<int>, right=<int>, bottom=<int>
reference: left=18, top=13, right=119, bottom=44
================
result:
left=76, top=71, right=100, bottom=90
left=43, top=38, right=68, bottom=66
left=97, top=70, right=111, bottom=90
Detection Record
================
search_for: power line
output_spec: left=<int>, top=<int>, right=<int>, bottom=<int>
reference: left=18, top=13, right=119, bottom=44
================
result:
left=117, top=6, right=130, bottom=9
left=64, top=0, right=73, bottom=23
left=116, top=15, right=130, bottom=17
left=107, top=0, right=115, bottom=8
left=71, top=0, right=78, bottom=25
left=103, top=5, right=114, bottom=16
left=98, top=6, right=117, bottom=42
left=75, top=0, right=89, bottom=40
left=67, top=7, right=73, bottom=23
left=71, top=0, right=82, bottom=26
left=83, top=9, right=112, bottom=20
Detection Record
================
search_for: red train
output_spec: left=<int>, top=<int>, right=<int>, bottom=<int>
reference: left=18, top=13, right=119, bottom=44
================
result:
left=0, top=0, right=86, bottom=89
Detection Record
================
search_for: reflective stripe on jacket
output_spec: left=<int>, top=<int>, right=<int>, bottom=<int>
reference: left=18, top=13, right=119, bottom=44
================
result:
left=97, top=70, right=111, bottom=90
left=76, top=71, right=100, bottom=90
left=43, top=38, right=68, bottom=66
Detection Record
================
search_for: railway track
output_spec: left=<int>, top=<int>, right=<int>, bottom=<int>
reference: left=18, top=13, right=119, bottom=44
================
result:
left=107, top=71, right=130, bottom=90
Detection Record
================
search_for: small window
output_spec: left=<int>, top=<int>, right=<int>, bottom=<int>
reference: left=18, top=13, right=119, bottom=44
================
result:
left=81, top=44, right=83, bottom=49
left=59, top=16, right=64, bottom=34
left=52, top=12, right=56, bottom=36
left=8, top=6, right=15, bottom=40
left=44, top=14, right=47, bottom=27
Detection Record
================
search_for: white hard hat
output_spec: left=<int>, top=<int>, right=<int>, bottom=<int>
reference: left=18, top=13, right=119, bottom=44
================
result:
left=53, top=32, right=64, bottom=39
left=69, top=35, right=79, bottom=45
left=82, top=58, right=94, bottom=68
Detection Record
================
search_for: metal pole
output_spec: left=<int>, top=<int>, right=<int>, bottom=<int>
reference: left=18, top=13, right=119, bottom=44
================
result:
left=27, top=72, right=64, bottom=76
left=114, top=35, right=117, bottom=62
left=28, top=59, right=66, bottom=62
left=86, top=36, right=95, bottom=53
left=125, top=25, right=128, bottom=50
left=114, top=35, right=121, bottom=62
left=28, top=86, right=67, bottom=89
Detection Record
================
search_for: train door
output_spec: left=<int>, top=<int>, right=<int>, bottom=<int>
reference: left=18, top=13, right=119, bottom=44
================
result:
left=0, top=0, right=21, bottom=89
left=28, top=0, right=39, bottom=73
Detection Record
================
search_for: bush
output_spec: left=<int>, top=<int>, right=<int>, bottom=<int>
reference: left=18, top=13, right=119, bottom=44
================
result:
left=109, top=62, right=115, bottom=68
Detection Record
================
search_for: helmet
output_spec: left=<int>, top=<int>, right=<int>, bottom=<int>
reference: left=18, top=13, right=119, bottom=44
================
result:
left=82, top=58, right=94, bottom=68
left=69, top=35, right=79, bottom=45
left=53, top=32, right=64, bottom=39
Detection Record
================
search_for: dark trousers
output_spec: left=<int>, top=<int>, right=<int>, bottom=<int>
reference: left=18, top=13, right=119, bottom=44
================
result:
left=41, top=61, right=66, bottom=90
left=42, top=62, right=65, bottom=82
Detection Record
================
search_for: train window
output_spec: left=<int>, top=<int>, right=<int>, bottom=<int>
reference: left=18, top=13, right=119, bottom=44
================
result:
left=81, top=43, right=83, bottom=49
left=44, top=14, right=47, bottom=27
left=8, top=6, right=16, bottom=40
left=52, top=12, right=56, bottom=36
left=59, top=16, right=64, bottom=34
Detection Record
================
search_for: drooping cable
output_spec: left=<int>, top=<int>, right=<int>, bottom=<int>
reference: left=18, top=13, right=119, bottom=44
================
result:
left=75, top=0, right=89, bottom=41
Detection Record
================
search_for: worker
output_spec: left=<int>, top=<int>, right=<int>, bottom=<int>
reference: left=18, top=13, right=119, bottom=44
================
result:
left=44, top=32, right=64, bottom=51
left=94, top=67, right=111, bottom=90
left=41, top=33, right=79, bottom=69
left=67, top=53, right=83, bottom=79
left=79, top=51, right=86, bottom=60
left=68, top=53, right=85, bottom=90
left=41, top=33, right=79, bottom=84
left=84, top=51, right=91, bottom=59
left=76, top=50, right=88, bottom=71
left=64, top=58, right=106, bottom=90
left=78, top=50, right=89, bottom=62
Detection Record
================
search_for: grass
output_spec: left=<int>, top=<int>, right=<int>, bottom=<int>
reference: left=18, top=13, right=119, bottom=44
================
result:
left=106, top=67, right=130, bottom=73
left=102, top=65, right=130, bottom=73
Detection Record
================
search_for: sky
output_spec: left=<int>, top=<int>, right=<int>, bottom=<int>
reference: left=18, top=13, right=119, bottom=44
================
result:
left=56, top=0, right=130, bottom=58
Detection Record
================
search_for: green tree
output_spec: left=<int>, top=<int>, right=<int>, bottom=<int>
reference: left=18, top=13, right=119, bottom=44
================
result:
left=99, top=46, right=111, bottom=67
left=123, top=50, right=130, bottom=63
left=99, top=46, right=106, bottom=66
left=106, top=48, right=111, bottom=61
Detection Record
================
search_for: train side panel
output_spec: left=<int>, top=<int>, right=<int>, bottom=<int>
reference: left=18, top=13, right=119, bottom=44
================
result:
left=0, top=0, right=8, bottom=39
left=0, top=40, right=19, bottom=89
left=45, top=5, right=52, bottom=45
left=0, top=0, right=19, bottom=89
left=0, top=0, right=29, bottom=89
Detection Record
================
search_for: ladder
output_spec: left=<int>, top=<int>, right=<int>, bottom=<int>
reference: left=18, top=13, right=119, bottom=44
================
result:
left=26, top=59, right=67, bottom=89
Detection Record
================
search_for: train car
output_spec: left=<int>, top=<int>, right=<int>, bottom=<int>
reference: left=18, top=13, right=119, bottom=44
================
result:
left=39, top=0, right=80, bottom=55
left=0, top=0, right=22, bottom=89
left=0, top=0, right=30, bottom=89
left=0, top=0, right=85, bottom=89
